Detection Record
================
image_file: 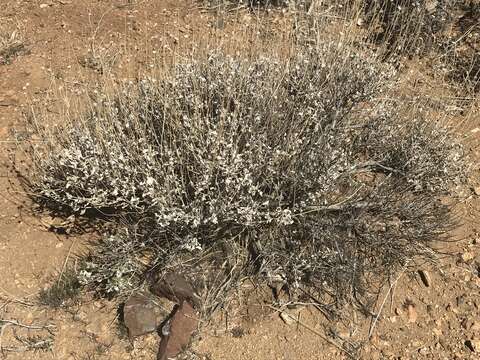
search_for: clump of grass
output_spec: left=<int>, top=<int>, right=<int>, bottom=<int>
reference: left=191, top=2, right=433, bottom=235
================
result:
left=39, top=269, right=82, bottom=308
left=79, top=42, right=120, bottom=75
left=0, top=25, right=28, bottom=65
left=24, top=38, right=466, bottom=318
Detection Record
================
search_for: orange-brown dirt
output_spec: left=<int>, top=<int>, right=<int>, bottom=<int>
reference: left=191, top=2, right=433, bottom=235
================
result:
left=0, top=1, right=479, bottom=359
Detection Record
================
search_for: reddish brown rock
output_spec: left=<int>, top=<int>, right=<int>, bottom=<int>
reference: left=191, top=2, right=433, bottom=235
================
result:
left=123, top=292, right=165, bottom=338
left=151, top=273, right=200, bottom=308
left=158, top=302, right=198, bottom=360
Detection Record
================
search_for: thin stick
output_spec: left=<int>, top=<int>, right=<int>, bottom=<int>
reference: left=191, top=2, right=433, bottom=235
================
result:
left=57, top=237, right=78, bottom=285
left=1, top=339, right=53, bottom=353
left=0, top=320, right=55, bottom=331
left=367, top=263, right=408, bottom=339
left=0, top=319, right=54, bottom=355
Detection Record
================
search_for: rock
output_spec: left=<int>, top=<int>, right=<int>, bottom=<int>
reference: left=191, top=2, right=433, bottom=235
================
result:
left=465, top=339, right=480, bottom=352
left=151, top=273, right=200, bottom=308
left=418, top=270, right=431, bottom=287
left=418, top=347, right=429, bottom=355
left=158, top=302, right=198, bottom=360
left=457, top=294, right=466, bottom=307
left=426, top=304, right=434, bottom=315
left=407, top=304, right=417, bottom=323
left=472, top=186, right=480, bottom=196
left=123, top=292, right=165, bottom=338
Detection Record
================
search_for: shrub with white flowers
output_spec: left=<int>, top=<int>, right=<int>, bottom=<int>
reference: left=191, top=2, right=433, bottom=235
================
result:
left=26, top=42, right=465, bottom=316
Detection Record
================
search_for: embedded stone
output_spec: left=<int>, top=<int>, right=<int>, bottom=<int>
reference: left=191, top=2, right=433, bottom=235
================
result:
left=123, top=292, right=165, bottom=338
left=158, top=301, right=198, bottom=360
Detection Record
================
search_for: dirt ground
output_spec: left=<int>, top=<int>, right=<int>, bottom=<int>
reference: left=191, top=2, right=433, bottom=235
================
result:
left=0, top=1, right=479, bottom=359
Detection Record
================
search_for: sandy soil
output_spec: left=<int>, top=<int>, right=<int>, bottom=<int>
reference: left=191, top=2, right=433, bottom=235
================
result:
left=0, top=1, right=479, bottom=359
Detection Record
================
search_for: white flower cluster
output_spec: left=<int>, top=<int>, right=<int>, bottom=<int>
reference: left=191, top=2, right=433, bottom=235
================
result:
left=77, top=233, right=141, bottom=294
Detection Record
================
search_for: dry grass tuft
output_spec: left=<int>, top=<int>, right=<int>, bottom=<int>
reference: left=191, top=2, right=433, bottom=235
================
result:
left=79, top=41, right=120, bottom=75
left=38, top=269, right=81, bottom=308
left=0, top=24, right=28, bottom=65
left=440, top=1, right=480, bottom=92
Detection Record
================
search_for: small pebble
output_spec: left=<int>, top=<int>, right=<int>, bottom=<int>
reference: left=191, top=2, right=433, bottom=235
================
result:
left=465, top=339, right=480, bottom=352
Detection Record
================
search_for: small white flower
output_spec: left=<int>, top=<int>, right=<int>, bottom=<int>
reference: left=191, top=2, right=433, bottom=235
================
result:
left=146, top=176, right=155, bottom=186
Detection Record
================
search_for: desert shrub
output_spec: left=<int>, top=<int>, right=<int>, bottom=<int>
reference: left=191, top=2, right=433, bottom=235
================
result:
left=25, top=42, right=465, bottom=316
left=204, top=0, right=479, bottom=91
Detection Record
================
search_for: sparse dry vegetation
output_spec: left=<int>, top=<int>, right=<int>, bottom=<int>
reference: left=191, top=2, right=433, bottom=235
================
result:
left=440, top=1, right=480, bottom=92
left=204, top=0, right=310, bottom=8
left=206, top=0, right=479, bottom=95
left=350, top=0, right=480, bottom=90
left=350, top=0, right=453, bottom=54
